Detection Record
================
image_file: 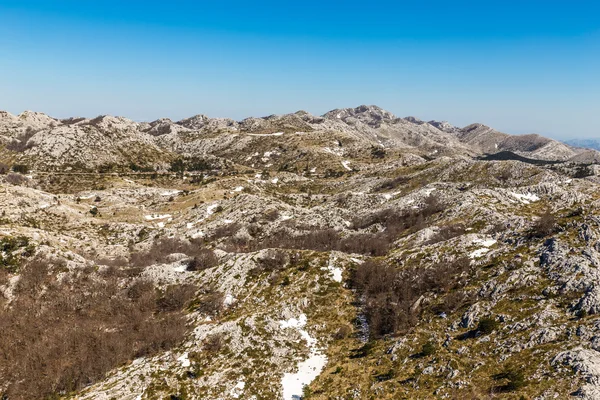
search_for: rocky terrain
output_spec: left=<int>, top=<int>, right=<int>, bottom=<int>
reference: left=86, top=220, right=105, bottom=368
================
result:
left=1, top=105, right=600, bottom=399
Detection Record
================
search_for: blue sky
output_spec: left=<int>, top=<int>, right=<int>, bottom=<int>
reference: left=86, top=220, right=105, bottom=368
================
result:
left=1, top=1, right=599, bottom=138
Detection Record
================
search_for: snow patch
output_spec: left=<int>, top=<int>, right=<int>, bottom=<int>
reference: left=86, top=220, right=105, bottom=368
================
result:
left=341, top=160, right=352, bottom=171
left=145, top=214, right=172, bottom=221
left=470, top=248, right=490, bottom=259
left=161, top=190, right=181, bottom=196
left=206, top=203, right=219, bottom=216
left=383, top=191, right=401, bottom=200
left=472, top=238, right=497, bottom=247
left=177, top=353, right=190, bottom=368
left=224, top=294, right=236, bottom=306
left=510, top=192, right=540, bottom=204
left=191, top=230, right=205, bottom=239
left=279, top=314, right=307, bottom=329
left=322, top=256, right=343, bottom=282
left=279, top=314, right=328, bottom=400
left=173, top=264, right=187, bottom=273
left=230, top=380, right=246, bottom=398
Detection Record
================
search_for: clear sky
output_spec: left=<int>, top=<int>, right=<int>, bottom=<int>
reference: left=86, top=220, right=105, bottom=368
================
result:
left=1, top=1, right=599, bottom=139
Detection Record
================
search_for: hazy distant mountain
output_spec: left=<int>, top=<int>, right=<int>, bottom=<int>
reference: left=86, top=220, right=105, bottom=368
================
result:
left=564, top=138, right=600, bottom=151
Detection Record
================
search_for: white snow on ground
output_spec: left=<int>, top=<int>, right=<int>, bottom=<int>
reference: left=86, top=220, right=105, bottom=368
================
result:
left=190, top=230, right=205, bottom=239
left=322, top=256, right=343, bottom=282
left=223, top=219, right=234, bottom=224
left=279, top=314, right=328, bottom=400
left=472, top=238, right=497, bottom=247
left=310, top=167, right=317, bottom=173
left=206, top=203, right=219, bottom=216
left=470, top=237, right=497, bottom=259
left=323, top=147, right=344, bottom=156
left=470, top=248, right=490, bottom=259
left=177, top=353, right=190, bottom=368
left=279, top=314, right=307, bottom=329
left=280, top=214, right=293, bottom=221
left=249, top=132, right=284, bottom=137
left=173, top=264, right=187, bottom=273
left=423, top=187, right=436, bottom=196
left=383, top=191, right=401, bottom=200
left=224, top=294, right=236, bottom=306
left=157, top=222, right=165, bottom=228
left=185, top=203, right=220, bottom=231
left=271, top=178, right=279, bottom=184
left=145, top=214, right=172, bottom=221
left=39, top=203, right=50, bottom=209
left=341, top=160, right=352, bottom=171
left=232, top=186, right=244, bottom=192
left=124, top=178, right=135, bottom=184
left=161, top=190, right=181, bottom=196
left=230, top=380, right=245, bottom=398
left=510, top=192, right=540, bottom=204
left=79, top=194, right=96, bottom=200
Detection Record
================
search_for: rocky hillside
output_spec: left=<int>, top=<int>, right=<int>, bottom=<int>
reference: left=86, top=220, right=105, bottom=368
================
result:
left=1, top=106, right=600, bottom=399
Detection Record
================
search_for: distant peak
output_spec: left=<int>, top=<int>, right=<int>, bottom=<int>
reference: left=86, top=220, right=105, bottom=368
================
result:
left=428, top=120, right=459, bottom=133
left=404, top=116, right=425, bottom=125
left=462, top=123, right=492, bottom=132
left=323, top=105, right=396, bottom=126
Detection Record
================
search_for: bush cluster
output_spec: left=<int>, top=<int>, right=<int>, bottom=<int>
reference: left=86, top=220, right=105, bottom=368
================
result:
left=350, top=257, right=471, bottom=337
left=0, top=256, right=196, bottom=399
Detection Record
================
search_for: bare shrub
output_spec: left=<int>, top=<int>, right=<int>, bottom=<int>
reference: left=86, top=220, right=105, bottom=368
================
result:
left=0, top=162, right=9, bottom=175
left=5, top=128, right=36, bottom=152
left=0, top=256, right=194, bottom=399
left=203, top=333, right=224, bottom=353
left=186, top=249, right=219, bottom=271
left=4, top=172, right=26, bottom=186
left=377, top=175, right=410, bottom=191
left=425, top=223, right=466, bottom=245
left=131, top=237, right=209, bottom=268
left=350, top=257, right=471, bottom=337
left=531, top=212, right=557, bottom=238
left=211, top=222, right=242, bottom=240
left=261, top=208, right=280, bottom=222
left=194, top=290, right=224, bottom=316
left=258, top=249, right=289, bottom=271
left=95, top=255, right=128, bottom=268
left=333, top=325, right=352, bottom=340
left=156, top=284, right=197, bottom=312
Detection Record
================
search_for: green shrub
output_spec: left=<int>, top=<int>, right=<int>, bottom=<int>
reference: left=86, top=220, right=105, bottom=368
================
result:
left=477, top=317, right=499, bottom=334
left=421, top=341, right=437, bottom=357
left=11, top=164, right=29, bottom=174
left=493, top=368, right=527, bottom=391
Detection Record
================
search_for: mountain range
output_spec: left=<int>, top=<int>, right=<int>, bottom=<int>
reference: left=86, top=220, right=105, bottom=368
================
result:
left=1, top=105, right=600, bottom=399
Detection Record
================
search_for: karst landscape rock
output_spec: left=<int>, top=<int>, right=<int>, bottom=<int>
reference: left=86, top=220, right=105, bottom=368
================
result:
left=2, top=105, right=600, bottom=399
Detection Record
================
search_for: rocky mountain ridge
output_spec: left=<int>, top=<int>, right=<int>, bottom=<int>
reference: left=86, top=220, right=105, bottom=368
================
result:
left=0, top=105, right=593, bottom=172
left=1, top=105, right=600, bottom=399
